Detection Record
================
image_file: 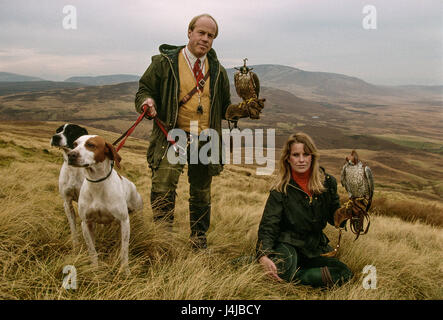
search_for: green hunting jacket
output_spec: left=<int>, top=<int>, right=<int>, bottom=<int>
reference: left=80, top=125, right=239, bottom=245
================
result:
left=135, top=44, right=231, bottom=175
left=256, top=169, right=341, bottom=259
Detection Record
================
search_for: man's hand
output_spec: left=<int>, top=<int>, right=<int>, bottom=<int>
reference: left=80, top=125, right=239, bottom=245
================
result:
left=141, top=98, right=157, bottom=119
left=258, top=255, right=283, bottom=282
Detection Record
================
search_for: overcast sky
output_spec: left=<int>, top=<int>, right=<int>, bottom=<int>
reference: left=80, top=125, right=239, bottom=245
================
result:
left=0, top=0, right=442, bottom=85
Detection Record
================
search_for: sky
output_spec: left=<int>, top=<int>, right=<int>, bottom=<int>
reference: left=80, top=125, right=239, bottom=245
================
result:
left=0, top=0, right=442, bottom=85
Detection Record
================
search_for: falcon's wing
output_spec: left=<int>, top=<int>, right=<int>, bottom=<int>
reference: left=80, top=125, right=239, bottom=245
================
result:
left=234, top=72, right=241, bottom=97
left=365, top=166, right=374, bottom=199
left=251, top=71, right=260, bottom=98
left=340, top=164, right=347, bottom=189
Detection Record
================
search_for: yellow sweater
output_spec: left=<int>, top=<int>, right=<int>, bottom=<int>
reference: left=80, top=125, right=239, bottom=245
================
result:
left=177, top=50, right=210, bottom=133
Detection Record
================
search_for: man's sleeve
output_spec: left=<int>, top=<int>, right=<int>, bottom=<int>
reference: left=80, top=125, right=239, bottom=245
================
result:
left=219, top=67, right=232, bottom=120
left=135, top=55, right=162, bottom=114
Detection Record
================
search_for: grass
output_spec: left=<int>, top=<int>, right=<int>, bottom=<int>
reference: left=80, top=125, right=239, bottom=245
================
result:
left=374, top=134, right=443, bottom=154
left=0, top=121, right=442, bottom=300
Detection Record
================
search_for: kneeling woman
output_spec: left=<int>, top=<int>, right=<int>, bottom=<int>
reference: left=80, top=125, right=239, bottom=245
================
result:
left=256, top=132, right=353, bottom=287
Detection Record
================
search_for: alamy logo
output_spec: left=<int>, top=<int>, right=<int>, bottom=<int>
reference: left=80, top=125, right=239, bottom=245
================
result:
left=62, top=265, right=77, bottom=290
left=166, top=121, right=275, bottom=175
left=362, top=265, right=377, bottom=289
left=362, top=5, right=377, bottom=30
left=62, top=5, right=77, bottom=30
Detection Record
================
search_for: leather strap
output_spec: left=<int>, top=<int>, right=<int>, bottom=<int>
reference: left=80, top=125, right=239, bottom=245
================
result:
left=178, top=71, right=210, bottom=107
left=321, top=266, right=335, bottom=288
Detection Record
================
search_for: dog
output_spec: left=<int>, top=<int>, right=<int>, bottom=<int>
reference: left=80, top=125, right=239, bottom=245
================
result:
left=67, top=135, right=143, bottom=274
left=51, top=123, right=89, bottom=249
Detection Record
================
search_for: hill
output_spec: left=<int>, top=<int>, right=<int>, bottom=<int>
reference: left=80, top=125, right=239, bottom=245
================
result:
left=226, top=64, right=443, bottom=105
left=65, top=74, right=140, bottom=86
left=0, top=81, right=93, bottom=96
left=0, top=121, right=441, bottom=299
left=0, top=80, right=441, bottom=202
left=0, top=71, right=45, bottom=82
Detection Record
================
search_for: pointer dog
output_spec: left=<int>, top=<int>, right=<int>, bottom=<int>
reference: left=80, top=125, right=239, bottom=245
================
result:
left=68, top=135, right=143, bottom=273
left=50, top=124, right=88, bottom=248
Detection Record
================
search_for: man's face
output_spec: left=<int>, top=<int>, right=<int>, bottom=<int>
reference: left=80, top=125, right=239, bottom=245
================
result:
left=187, top=16, right=217, bottom=58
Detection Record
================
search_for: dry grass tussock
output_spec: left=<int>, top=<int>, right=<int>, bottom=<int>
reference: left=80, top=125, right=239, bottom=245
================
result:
left=0, top=121, right=442, bottom=299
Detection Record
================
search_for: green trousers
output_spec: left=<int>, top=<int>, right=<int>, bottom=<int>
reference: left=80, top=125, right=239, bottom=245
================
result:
left=270, top=242, right=353, bottom=287
left=151, top=149, right=212, bottom=239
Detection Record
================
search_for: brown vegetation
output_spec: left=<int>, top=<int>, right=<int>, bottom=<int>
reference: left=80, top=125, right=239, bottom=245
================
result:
left=0, top=121, right=441, bottom=299
left=371, top=196, right=443, bottom=227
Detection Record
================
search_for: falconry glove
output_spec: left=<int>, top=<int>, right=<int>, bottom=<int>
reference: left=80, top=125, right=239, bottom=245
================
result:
left=225, top=98, right=266, bottom=121
left=333, top=198, right=369, bottom=229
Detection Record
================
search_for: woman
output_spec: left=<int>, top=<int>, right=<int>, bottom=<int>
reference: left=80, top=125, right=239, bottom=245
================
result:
left=256, top=132, right=353, bottom=287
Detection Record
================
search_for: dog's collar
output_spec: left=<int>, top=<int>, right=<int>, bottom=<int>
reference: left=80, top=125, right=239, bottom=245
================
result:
left=86, top=161, right=114, bottom=183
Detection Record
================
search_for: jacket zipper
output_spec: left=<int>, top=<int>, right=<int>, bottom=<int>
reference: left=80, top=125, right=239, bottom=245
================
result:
left=160, top=53, right=180, bottom=160
left=288, top=183, right=313, bottom=204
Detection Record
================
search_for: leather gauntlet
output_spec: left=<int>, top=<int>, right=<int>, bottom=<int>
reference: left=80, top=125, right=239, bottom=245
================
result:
left=225, top=98, right=265, bottom=121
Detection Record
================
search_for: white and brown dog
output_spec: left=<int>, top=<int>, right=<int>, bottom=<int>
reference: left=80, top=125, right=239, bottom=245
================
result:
left=67, top=135, right=143, bottom=274
left=51, top=123, right=89, bottom=249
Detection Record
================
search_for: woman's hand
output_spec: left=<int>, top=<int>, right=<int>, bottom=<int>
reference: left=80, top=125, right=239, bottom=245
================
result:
left=258, top=255, right=283, bottom=282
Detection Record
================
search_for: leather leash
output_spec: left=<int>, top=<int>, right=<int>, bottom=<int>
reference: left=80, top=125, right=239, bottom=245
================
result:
left=112, top=105, right=149, bottom=152
left=112, top=105, right=185, bottom=155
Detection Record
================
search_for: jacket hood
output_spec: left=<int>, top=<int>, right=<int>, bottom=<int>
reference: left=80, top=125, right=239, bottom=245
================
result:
left=159, top=44, right=218, bottom=61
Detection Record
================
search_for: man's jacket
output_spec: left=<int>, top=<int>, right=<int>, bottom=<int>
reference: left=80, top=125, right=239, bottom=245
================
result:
left=135, top=44, right=231, bottom=175
left=256, top=170, right=341, bottom=259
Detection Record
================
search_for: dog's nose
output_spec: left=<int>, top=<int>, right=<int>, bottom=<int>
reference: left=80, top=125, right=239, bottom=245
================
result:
left=68, top=152, right=78, bottom=164
left=51, top=135, right=61, bottom=146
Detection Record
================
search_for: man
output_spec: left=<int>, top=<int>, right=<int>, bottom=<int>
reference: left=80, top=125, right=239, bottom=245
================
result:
left=135, top=14, right=263, bottom=249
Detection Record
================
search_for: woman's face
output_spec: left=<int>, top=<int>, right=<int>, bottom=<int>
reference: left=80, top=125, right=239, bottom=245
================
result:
left=288, top=143, right=312, bottom=174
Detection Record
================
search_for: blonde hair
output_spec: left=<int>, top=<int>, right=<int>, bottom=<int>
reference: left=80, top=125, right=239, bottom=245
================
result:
left=188, top=14, right=219, bottom=38
left=273, top=132, right=326, bottom=194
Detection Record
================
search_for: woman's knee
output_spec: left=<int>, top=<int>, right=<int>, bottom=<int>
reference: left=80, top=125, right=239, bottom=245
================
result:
left=271, top=243, right=299, bottom=282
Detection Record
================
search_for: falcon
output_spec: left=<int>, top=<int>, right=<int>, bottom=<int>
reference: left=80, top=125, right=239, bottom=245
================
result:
left=234, top=58, right=260, bottom=101
left=323, top=150, right=375, bottom=256
left=341, top=150, right=374, bottom=210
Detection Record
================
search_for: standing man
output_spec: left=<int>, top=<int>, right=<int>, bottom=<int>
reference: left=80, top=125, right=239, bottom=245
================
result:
left=135, top=14, right=263, bottom=249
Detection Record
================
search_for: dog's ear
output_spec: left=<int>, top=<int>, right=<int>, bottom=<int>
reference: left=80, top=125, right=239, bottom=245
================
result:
left=79, top=127, right=88, bottom=136
left=105, top=142, right=122, bottom=169
left=71, top=124, right=88, bottom=137
left=56, top=125, right=65, bottom=133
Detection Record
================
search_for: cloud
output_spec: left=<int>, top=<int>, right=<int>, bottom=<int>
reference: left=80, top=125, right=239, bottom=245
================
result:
left=0, top=0, right=441, bottom=84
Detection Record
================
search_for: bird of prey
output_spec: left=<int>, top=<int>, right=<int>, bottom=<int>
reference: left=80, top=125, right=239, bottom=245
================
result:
left=234, top=58, right=260, bottom=101
left=341, top=150, right=374, bottom=211
left=322, top=150, right=374, bottom=256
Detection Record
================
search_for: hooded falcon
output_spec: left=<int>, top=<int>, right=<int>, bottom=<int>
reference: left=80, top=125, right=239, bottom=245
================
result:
left=234, top=58, right=260, bottom=101
left=340, top=150, right=374, bottom=210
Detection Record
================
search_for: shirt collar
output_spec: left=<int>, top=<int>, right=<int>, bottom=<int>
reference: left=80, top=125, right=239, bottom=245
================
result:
left=184, top=45, right=206, bottom=70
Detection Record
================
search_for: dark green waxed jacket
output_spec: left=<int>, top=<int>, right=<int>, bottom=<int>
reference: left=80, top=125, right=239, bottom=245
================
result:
left=256, top=169, right=341, bottom=259
left=135, top=44, right=231, bottom=175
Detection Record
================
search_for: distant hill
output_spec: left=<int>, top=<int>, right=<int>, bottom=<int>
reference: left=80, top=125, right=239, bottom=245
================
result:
left=0, top=72, right=45, bottom=82
left=4, top=66, right=441, bottom=104
left=226, top=64, right=442, bottom=104
left=226, top=64, right=387, bottom=97
left=0, top=81, right=91, bottom=96
left=65, top=74, right=140, bottom=86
